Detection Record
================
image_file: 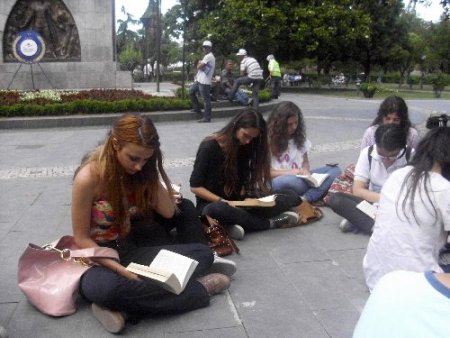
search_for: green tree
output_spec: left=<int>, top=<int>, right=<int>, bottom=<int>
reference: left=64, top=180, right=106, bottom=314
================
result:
left=118, top=45, right=143, bottom=71
left=180, top=0, right=371, bottom=76
left=116, top=6, right=142, bottom=55
left=427, top=20, right=450, bottom=73
left=350, top=0, right=408, bottom=80
left=287, top=1, right=370, bottom=74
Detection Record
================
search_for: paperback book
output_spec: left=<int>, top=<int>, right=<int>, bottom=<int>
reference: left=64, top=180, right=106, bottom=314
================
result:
left=126, top=249, right=199, bottom=295
left=297, top=173, right=329, bottom=188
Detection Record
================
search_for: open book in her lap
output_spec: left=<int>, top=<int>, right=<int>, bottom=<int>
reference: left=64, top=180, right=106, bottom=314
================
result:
left=126, top=249, right=199, bottom=295
left=230, top=194, right=276, bottom=207
left=296, top=173, right=329, bottom=188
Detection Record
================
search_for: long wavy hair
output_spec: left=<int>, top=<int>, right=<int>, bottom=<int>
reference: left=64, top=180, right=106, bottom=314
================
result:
left=397, top=127, right=450, bottom=224
left=371, top=96, right=412, bottom=136
left=210, top=109, right=271, bottom=196
left=75, top=114, right=173, bottom=236
left=267, top=101, right=307, bottom=157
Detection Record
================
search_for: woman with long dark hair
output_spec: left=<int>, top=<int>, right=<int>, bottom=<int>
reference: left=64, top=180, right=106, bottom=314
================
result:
left=363, top=127, right=450, bottom=290
left=190, top=109, right=302, bottom=240
left=361, top=95, right=420, bottom=149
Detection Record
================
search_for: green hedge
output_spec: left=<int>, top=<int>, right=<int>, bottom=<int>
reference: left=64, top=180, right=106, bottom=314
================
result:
left=0, top=98, right=191, bottom=117
left=0, top=89, right=272, bottom=117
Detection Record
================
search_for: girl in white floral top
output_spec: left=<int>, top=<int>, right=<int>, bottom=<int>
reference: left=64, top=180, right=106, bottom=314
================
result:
left=267, top=101, right=341, bottom=203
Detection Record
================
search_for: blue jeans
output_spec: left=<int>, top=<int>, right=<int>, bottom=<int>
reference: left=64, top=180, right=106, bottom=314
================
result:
left=229, top=76, right=261, bottom=111
left=272, top=166, right=341, bottom=202
left=224, top=88, right=249, bottom=106
left=189, top=81, right=211, bottom=120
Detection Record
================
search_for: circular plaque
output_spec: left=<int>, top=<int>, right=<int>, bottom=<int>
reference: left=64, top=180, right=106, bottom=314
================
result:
left=12, top=31, right=46, bottom=63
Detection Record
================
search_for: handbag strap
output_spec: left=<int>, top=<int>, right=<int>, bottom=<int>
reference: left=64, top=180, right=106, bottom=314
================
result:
left=41, top=236, right=119, bottom=261
left=67, top=247, right=119, bottom=261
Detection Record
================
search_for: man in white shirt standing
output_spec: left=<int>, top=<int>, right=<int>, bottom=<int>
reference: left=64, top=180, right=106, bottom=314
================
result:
left=228, top=48, right=264, bottom=111
left=189, top=40, right=215, bottom=123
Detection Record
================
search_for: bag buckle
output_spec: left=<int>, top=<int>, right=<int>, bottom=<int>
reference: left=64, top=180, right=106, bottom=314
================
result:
left=42, top=244, right=71, bottom=261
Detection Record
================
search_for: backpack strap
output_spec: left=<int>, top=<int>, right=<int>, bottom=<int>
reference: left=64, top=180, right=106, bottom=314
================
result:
left=405, top=146, right=411, bottom=162
left=368, top=145, right=374, bottom=169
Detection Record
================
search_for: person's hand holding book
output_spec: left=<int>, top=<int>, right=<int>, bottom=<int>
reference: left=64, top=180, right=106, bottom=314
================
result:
left=294, top=168, right=310, bottom=176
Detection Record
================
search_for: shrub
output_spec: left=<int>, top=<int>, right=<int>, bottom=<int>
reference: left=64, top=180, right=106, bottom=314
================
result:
left=118, top=45, right=143, bottom=71
left=259, top=89, right=271, bottom=102
left=0, top=90, right=21, bottom=105
left=359, top=82, right=378, bottom=98
left=429, top=73, right=450, bottom=98
left=0, top=87, right=272, bottom=118
left=175, top=87, right=188, bottom=99
left=0, top=89, right=191, bottom=117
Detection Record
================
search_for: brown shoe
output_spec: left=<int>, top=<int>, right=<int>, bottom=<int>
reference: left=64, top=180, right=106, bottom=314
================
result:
left=197, top=273, right=230, bottom=296
left=91, top=303, right=125, bottom=333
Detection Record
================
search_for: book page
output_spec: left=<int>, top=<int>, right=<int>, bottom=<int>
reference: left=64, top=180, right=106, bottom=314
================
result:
left=171, top=183, right=181, bottom=193
left=232, top=194, right=277, bottom=207
left=126, top=263, right=182, bottom=294
left=127, top=263, right=171, bottom=280
left=296, top=173, right=328, bottom=187
left=257, top=195, right=276, bottom=203
left=150, top=249, right=199, bottom=290
left=310, top=173, right=328, bottom=186
left=356, top=200, right=377, bottom=219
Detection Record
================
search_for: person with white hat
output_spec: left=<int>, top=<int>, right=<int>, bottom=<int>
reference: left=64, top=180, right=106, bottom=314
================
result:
left=266, top=54, right=282, bottom=99
left=189, top=40, right=216, bottom=122
left=228, top=48, right=263, bottom=111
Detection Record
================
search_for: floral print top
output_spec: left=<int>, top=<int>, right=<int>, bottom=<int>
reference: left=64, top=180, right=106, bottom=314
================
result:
left=271, top=138, right=312, bottom=170
left=90, top=196, right=137, bottom=243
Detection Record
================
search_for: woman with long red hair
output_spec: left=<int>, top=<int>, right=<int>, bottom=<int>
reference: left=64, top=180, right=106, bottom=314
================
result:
left=72, top=114, right=232, bottom=333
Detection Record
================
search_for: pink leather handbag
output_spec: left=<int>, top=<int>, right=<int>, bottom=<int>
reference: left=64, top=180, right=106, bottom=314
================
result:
left=17, top=235, right=119, bottom=317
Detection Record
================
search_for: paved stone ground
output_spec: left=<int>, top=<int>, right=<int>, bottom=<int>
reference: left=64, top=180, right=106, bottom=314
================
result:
left=0, top=91, right=443, bottom=337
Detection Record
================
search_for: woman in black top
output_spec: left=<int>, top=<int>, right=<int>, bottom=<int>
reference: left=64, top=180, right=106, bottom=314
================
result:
left=190, top=109, right=302, bottom=240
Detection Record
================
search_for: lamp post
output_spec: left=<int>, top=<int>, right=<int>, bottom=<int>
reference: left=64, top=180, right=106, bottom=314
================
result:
left=181, top=0, right=187, bottom=97
left=141, top=3, right=152, bottom=83
left=155, top=0, right=161, bottom=92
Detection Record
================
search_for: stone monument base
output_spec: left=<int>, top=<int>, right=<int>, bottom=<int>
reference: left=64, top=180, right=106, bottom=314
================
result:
left=0, top=61, right=131, bottom=90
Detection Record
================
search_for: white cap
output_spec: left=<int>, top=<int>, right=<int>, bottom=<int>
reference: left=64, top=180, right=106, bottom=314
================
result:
left=266, top=54, right=274, bottom=61
left=236, top=48, right=247, bottom=56
left=202, top=40, right=212, bottom=48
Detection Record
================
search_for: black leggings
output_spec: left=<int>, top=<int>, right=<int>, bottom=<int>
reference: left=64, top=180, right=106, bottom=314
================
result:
left=200, top=189, right=302, bottom=231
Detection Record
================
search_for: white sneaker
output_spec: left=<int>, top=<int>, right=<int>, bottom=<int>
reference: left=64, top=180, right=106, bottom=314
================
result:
left=91, top=303, right=125, bottom=333
left=208, top=254, right=237, bottom=276
left=339, top=219, right=354, bottom=233
left=227, top=224, right=245, bottom=240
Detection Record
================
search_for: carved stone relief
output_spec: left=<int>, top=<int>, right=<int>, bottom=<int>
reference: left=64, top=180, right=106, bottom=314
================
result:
left=3, top=0, right=81, bottom=62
